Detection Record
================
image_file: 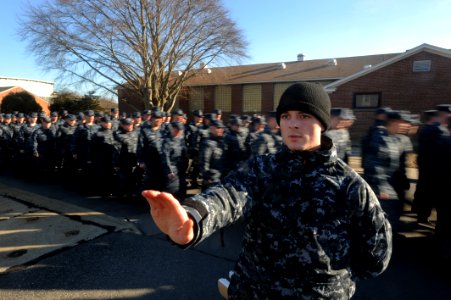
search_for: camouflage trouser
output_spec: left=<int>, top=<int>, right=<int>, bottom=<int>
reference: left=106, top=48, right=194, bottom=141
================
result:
left=164, top=173, right=187, bottom=201
left=188, top=157, right=200, bottom=187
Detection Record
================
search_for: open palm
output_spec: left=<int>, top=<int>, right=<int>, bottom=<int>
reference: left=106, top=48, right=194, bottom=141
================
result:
left=142, top=190, right=194, bottom=245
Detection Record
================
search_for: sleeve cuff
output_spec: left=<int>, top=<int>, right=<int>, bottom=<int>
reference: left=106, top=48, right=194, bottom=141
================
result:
left=172, top=205, right=204, bottom=249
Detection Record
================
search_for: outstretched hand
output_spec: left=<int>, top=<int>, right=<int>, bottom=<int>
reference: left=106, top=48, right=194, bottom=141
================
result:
left=142, top=190, right=194, bottom=245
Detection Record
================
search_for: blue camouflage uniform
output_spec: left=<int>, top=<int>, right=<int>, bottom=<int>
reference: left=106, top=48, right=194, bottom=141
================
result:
left=199, top=132, right=225, bottom=189
left=182, top=136, right=392, bottom=299
left=161, top=132, right=189, bottom=200
left=114, top=124, right=139, bottom=197
left=30, top=124, right=57, bottom=175
left=223, top=126, right=249, bottom=176
left=250, top=127, right=283, bottom=158
left=324, top=128, right=352, bottom=163
left=137, top=123, right=165, bottom=191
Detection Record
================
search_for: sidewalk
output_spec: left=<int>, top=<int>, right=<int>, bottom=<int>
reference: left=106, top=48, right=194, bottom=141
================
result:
left=0, top=176, right=240, bottom=299
left=0, top=183, right=139, bottom=273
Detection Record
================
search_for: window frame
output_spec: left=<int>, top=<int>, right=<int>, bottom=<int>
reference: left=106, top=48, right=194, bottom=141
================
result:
left=214, top=85, right=232, bottom=112
left=353, top=92, right=381, bottom=109
left=242, top=84, right=262, bottom=113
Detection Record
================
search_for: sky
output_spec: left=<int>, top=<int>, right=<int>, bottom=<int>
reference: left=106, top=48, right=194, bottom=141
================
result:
left=1, top=0, right=451, bottom=92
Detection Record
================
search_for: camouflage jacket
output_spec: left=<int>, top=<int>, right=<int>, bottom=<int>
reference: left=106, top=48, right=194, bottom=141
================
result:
left=56, top=123, right=77, bottom=156
left=223, top=129, right=249, bottom=174
left=70, top=123, right=100, bottom=161
left=161, top=135, right=188, bottom=176
left=199, top=133, right=225, bottom=185
left=324, top=128, right=352, bottom=163
left=18, top=123, right=40, bottom=152
left=362, top=126, right=412, bottom=199
left=185, top=122, right=203, bottom=157
left=114, top=128, right=139, bottom=169
left=183, top=136, right=392, bottom=299
left=92, top=128, right=119, bottom=168
left=31, top=127, right=57, bottom=157
left=250, top=127, right=283, bottom=158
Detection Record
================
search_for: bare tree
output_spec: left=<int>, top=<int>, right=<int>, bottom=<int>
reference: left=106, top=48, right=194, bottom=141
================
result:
left=19, top=0, right=247, bottom=111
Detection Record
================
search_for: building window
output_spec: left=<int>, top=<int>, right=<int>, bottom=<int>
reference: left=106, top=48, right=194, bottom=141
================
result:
left=273, top=83, right=293, bottom=110
left=214, top=85, right=232, bottom=112
left=413, top=60, right=431, bottom=72
left=189, top=87, right=204, bottom=111
left=243, top=84, right=262, bottom=112
left=354, top=93, right=381, bottom=109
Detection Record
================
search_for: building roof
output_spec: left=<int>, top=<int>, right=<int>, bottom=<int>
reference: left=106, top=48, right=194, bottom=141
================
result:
left=0, top=86, right=14, bottom=93
left=324, top=43, right=451, bottom=92
left=0, top=76, right=54, bottom=85
left=182, top=53, right=399, bottom=87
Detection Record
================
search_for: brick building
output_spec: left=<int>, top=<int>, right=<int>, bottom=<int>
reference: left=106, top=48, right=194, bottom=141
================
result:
left=118, top=43, right=451, bottom=141
left=326, top=43, right=451, bottom=140
left=0, top=86, right=50, bottom=114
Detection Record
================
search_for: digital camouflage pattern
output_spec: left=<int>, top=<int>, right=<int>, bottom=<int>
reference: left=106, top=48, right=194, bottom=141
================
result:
left=70, top=123, right=100, bottom=163
left=199, top=132, right=226, bottom=187
left=183, top=136, right=392, bottom=299
left=137, top=125, right=165, bottom=191
left=223, top=127, right=249, bottom=175
left=362, top=125, right=412, bottom=200
left=250, top=127, right=283, bottom=158
left=324, top=128, right=352, bottom=163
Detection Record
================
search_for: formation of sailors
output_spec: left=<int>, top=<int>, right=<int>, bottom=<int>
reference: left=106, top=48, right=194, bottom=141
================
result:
left=0, top=108, right=283, bottom=201
left=1, top=104, right=449, bottom=228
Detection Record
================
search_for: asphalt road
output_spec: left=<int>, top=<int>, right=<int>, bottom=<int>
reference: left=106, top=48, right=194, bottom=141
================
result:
left=0, top=174, right=450, bottom=300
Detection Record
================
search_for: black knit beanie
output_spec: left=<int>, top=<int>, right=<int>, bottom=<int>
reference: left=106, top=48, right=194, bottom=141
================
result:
left=276, top=82, right=331, bottom=130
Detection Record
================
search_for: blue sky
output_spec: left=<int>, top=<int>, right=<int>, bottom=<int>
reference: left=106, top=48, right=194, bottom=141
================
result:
left=1, top=0, right=451, bottom=91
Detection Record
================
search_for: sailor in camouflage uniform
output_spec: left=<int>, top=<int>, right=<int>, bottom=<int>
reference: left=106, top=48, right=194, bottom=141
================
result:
left=185, top=110, right=204, bottom=188
left=16, top=112, right=40, bottom=175
left=9, top=113, right=25, bottom=174
left=199, top=119, right=227, bottom=190
left=92, top=116, right=119, bottom=197
left=362, top=111, right=413, bottom=232
left=245, top=116, right=266, bottom=158
left=361, top=107, right=392, bottom=165
left=431, top=104, right=451, bottom=265
left=161, top=121, right=189, bottom=201
left=223, top=118, right=249, bottom=176
left=55, top=114, right=78, bottom=187
left=31, top=117, right=57, bottom=177
left=324, top=108, right=354, bottom=163
left=143, top=82, right=392, bottom=299
left=50, top=111, right=60, bottom=135
left=114, top=118, right=140, bottom=198
left=137, top=110, right=166, bottom=191
left=70, top=110, right=100, bottom=192
left=250, top=112, right=282, bottom=158
left=0, top=114, right=14, bottom=171
left=111, top=108, right=121, bottom=131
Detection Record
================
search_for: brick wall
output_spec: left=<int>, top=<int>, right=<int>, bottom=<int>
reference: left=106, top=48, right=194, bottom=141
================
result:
left=231, top=85, right=243, bottom=115
left=261, top=83, right=275, bottom=113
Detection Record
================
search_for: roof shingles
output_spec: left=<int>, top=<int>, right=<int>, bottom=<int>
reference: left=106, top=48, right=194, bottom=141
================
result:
left=183, top=53, right=399, bottom=86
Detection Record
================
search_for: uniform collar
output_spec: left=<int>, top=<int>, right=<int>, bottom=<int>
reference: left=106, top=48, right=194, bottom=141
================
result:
left=276, top=135, right=338, bottom=168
